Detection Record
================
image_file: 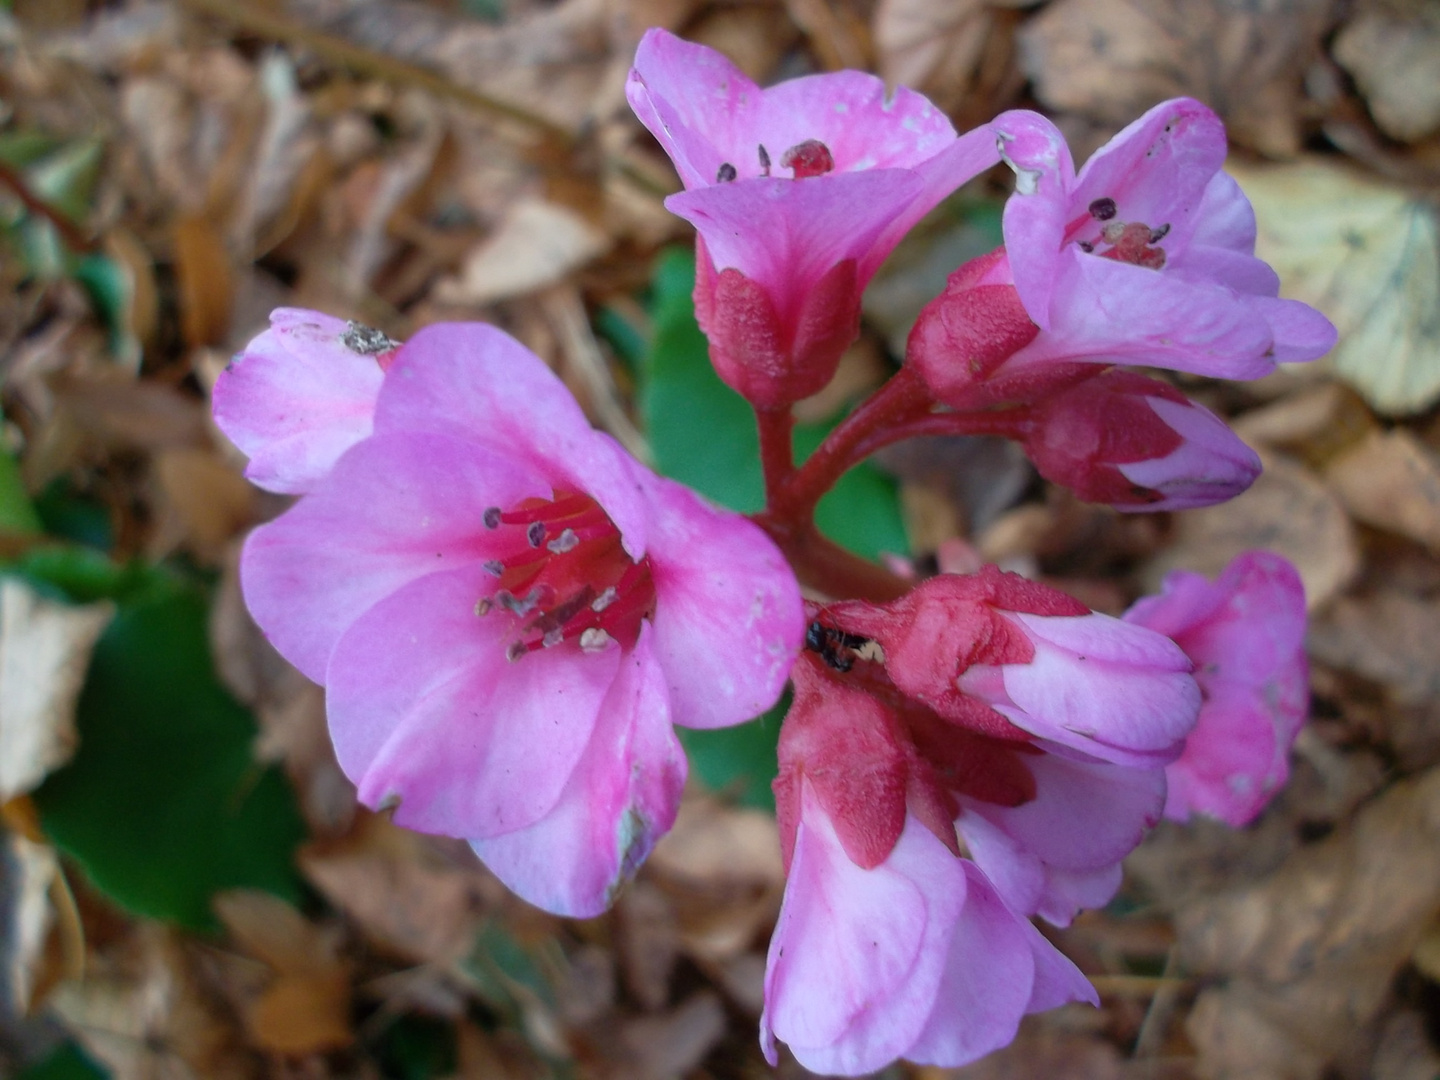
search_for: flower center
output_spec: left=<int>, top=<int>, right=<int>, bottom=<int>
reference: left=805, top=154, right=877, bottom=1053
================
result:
left=477, top=491, right=655, bottom=661
left=1065, top=197, right=1169, bottom=270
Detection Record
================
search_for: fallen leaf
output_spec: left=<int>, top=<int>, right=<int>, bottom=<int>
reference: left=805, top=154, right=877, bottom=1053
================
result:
left=1307, top=587, right=1440, bottom=705
left=0, top=579, right=113, bottom=802
left=1142, top=449, right=1359, bottom=611
left=148, top=448, right=256, bottom=563
left=873, top=0, right=995, bottom=116
left=615, top=882, right=677, bottom=1012
left=1230, top=383, right=1376, bottom=466
left=648, top=794, right=784, bottom=889
left=617, top=991, right=726, bottom=1080
left=434, top=198, right=609, bottom=306
left=1018, top=0, right=1334, bottom=157
left=1324, top=428, right=1440, bottom=553
left=1228, top=157, right=1440, bottom=416
left=1334, top=6, right=1440, bottom=143
left=173, top=213, right=234, bottom=349
left=0, top=830, right=60, bottom=1015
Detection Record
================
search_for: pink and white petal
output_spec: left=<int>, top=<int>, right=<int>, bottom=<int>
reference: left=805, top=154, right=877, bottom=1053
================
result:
left=759, top=73, right=955, bottom=175
left=374, top=323, right=651, bottom=556
left=325, top=562, right=623, bottom=839
left=992, top=110, right=1075, bottom=327
left=242, top=432, right=549, bottom=681
left=954, top=811, right=1045, bottom=916
left=667, top=170, right=924, bottom=322
left=471, top=625, right=685, bottom=916
left=1122, top=568, right=1224, bottom=639
left=626, top=29, right=763, bottom=189
left=1020, top=904, right=1098, bottom=1011
left=761, top=795, right=963, bottom=1074
left=1191, top=171, right=1258, bottom=253
left=1116, top=397, right=1261, bottom=510
left=1164, top=690, right=1285, bottom=826
left=903, top=864, right=1036, bottom=1067
left=1166, top=245, right=1280, bottom=297
left=213, top=309, right=383, bottom=494
left=1249, top=295, right=1338, bottom=363
left=643, top=475, right=803, bottom=729
left=1070, top=98, right=1228, bottom=252
left=1033, top=863, right=1125, bottom=927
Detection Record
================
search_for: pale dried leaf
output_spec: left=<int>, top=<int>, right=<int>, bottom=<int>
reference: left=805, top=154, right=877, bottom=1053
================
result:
left=1142, top=449, right=1358, bottom=611
left=616, top=882, right=677, bottom=1012
left=873, top=0, right=990, bottom=114
left=1229, top=158, right=1440, bottom=416
left=1019, top=0, right=1334, bottom=157
left=0, top=832, right=59, bottom=1015
left=648, top=795, right=784, bottom=888
left=0, top=579, right=113, bottom=801
left=149, top=447, right=256, bottom=563
left=1372, top=1010, right=1440, bottom=1080
left=618, top=991, right=726, bottom=1080
left=1324, top=428, right=1440, bottom=552
left=1334, top=7, right=1440, bottom=142
left=213, top=890, right=342, bottom=977
left=1307, top=588, right=1440, bottom=704
left=434, top=198, right=609, bottom=306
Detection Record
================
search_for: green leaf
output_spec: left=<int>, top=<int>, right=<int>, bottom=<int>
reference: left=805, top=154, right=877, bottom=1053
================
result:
left=0, top=449, right=42, bottom=536
left=677, top=693, right=788, bottom=812
left=16, top=1043, right=108, bottom=1080
left=640, top=248, right=908, bottom=560
left=31, top=571, right=306, bottom=930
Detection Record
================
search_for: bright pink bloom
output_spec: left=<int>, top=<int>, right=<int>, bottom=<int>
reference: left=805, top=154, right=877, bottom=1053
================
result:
left=212, top=309, right=395, bottom=494
left=1023, top=370, right=1262, bottom=511
left=627, top=29, right=1000, bottom=407
left=761, top=780, right=1096, bottom=1075
left=1125, top=551, right=1308, bottom=826
left=909, top=100, right=1336, bottom=406
left=828, top=568, right=1201, bottom=767
left=236, top=318, right=804, bottom=916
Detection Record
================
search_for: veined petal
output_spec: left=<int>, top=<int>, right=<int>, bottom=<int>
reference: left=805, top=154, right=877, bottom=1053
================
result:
left=241, top=432, right=549, bottom=681
left=325, top=561, right=621, bottom=840
left=1191, top=171, right=1258, bottom=253
left=642, top=475, right=803, bottom=730
left=374, top=323, right=651, bottom=558
left=472, top=624, right=685, bottom=916
left=212, top=309, right=384, bottom=494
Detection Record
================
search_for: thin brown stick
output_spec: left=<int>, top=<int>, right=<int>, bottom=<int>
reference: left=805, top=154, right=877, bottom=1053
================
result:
left=0, top=159, right=98, bottom=252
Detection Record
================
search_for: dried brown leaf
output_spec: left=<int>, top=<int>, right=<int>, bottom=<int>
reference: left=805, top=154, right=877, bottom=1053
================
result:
left=0, top=831, right=60, bottom=1015
left=149, top=448, right=256, bottom=563
left=1334, top=7, right=1440, bottom=143
left=648, top=795, right=784, bottom=889
left=617, top=991, right=726, bottom=1080
left=1324, top=428, right=1440, bottom=553
left=435, top=198, right=609, bottom=306
left=173, top=214, right=235, bottom=349
left=0, top=580, right=113, bottom=801
left=1307, top=588, right=1440, bottom=705
left=1019, top=0, right=1334, bottom=157
left=874, top=0, right=991, bottom=115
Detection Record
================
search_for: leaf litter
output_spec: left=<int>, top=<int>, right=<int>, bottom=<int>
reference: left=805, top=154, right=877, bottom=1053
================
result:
left=3, top=1, right=1440, bottom=1077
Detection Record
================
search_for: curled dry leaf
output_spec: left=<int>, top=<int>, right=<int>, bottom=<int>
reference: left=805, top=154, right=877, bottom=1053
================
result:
left=0, top=579, right=113, bottom=802
left=1018, top=0, right=1334, bottom=157
left=1142, top=449, right=1359, bottom=611
left=1179, top=767, right=1440, bottom=1080
left=1324, top=428, right=1440, bottom=553
left=1229, top=158, right=1440, bottom=416
left=434, top=198, right=609, bottom=307
left=1333, top=7, right=1440, bottom=143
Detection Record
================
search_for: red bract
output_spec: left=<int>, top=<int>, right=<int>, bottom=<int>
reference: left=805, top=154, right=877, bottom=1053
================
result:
left=626, top=29, right=1000, bottom=407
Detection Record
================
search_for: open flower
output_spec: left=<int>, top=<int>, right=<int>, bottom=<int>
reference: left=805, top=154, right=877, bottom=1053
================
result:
left=234, top=317, right=805, bottom=916
left=627, top=28, right=1000, bottom=407
left=761, top=780, right=1096, bottom=1075
left=212, top=309, right=396, bottom=494
left=1124, top=551, right=1308, bottom=826
left=908, top=99, right=1336, bottom=406
left=1022, top=369, right=1262, bottom=511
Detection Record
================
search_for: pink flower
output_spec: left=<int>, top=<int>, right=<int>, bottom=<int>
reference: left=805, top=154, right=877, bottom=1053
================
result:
left=235, top=318, right=805, bottom=916
left=212, top=309, right=395, bottom=494
left=627, top=29, right=1000, bottom=407
left=828, top=568, right=1201, bottom=767
left=761, top=779, right=1096, bottom=1075
left=1022, top=370, right=1262, bottom=511
left=908, top=100, right=1336, bottom=406
left=1124, top=551, right=1308, bottom=826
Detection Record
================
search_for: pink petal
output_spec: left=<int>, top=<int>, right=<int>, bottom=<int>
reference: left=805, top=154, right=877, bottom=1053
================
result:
left=761, top=792, right=964, bottom=1074
left=212, top=309, right=383, bottom=494
left=1167, top=245, right=1280, bottom=296
left=374, top=322, right=650, bottom=558
left=953, top=812, right=1045, bottom=916
left=324, top=560, right=622, bottom=840
left=1253, top=296, right=1338, bottom=362
left=241, top=432, right=549, bottom=681
left=1031, top=864, right=1125, bottom=928
left=992, top=110, right=1075, bottom=328
left=642, top=475, right=803, bottom=729
left=1021, top=903, right=1098, bottom=1011
left=1191, top=171, right=1258, bottom=253
left=471, top=624, right=686, bottom=916
left=903, top=864, right=1036, bottom=1067
left=1116, top=396, right=1262, bottom=511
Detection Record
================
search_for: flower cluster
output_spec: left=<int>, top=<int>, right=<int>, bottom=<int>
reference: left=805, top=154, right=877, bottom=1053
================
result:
left=213, top=26, right=1330, bottom=1078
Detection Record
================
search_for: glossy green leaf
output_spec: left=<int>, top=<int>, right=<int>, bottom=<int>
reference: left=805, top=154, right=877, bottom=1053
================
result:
left=16, top=1043, right=108, bottom=1080
left=677, top=693, right=788, bottom=812
left=31, top=571, right=306, bottom=930
left=0, top=450, right=42, bottom=536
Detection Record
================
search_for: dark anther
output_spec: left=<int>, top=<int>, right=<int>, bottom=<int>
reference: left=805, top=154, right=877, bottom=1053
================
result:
left=526, top=521, right=546, bottom=548
left=804, top=620, right=866, bottom=672
left=483, top=506, right=502, bottom=529
left=341, top=320, right=400, bottom=355
left=716, top=162, right=737, bottom=183
left=1078, top=240, right=1095, bottom=253
left=1088, top=197, right=1118, bottom=221
left=1149, top=223, right=1171, bottom=243
left=482, top=560, right=504, bottom=577
left=758, top=144, right=771, bottom=176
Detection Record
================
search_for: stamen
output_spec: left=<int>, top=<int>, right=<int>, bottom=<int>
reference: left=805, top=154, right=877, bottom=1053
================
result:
left=546, top=528, right=579, bottom=554
left=527, top=521, right=546, bottom=548
left=591, top=586, right=618, bottom=613
left=475, top=598, right=492, bottom=616
left=506, top=640, right=527, bottom=662
left=580, top=628, right=612, bottom=652
left=781, top=140, right=835, bottom=179
left=1102, top=220, right=1127, bottom=244
left=758, top=144, right=771, bottom=176
left=483, top=560, right=505, bottom=577
left=1088, top=197, right=1118, bottom=221
left=542, top=628, right=565, bottom=648
left=1078, top=240, right=1095, bottom=253
left=496, top=588, right=545, bottom=616
left=483, top=506, right=502, bottom=529
left=1150, top=223, right=1171, bottom=242
left=717, top=162, right=737, bottom=183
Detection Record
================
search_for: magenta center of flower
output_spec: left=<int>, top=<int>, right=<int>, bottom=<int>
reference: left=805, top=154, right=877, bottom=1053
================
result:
left=478, top=491, right=656, bottom=661
left=1066, top=197, right=1169, bottom=270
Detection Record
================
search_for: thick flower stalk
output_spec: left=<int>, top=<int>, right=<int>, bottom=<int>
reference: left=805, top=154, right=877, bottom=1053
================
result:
left=217, top=313, right=805, bottom=917
left=627, top=28, right=1000, bottom=409
left=1125, top=551, right=1309, bottom=825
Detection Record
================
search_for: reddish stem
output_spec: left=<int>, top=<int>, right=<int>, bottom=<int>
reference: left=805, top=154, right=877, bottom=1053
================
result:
left=0, top=159, right=97, bottom=253
left=756, top=405, right=796, bottom=502
left=754, top=515, right=912, bottom=602
left=844, top=407, right=1032, bottom=467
